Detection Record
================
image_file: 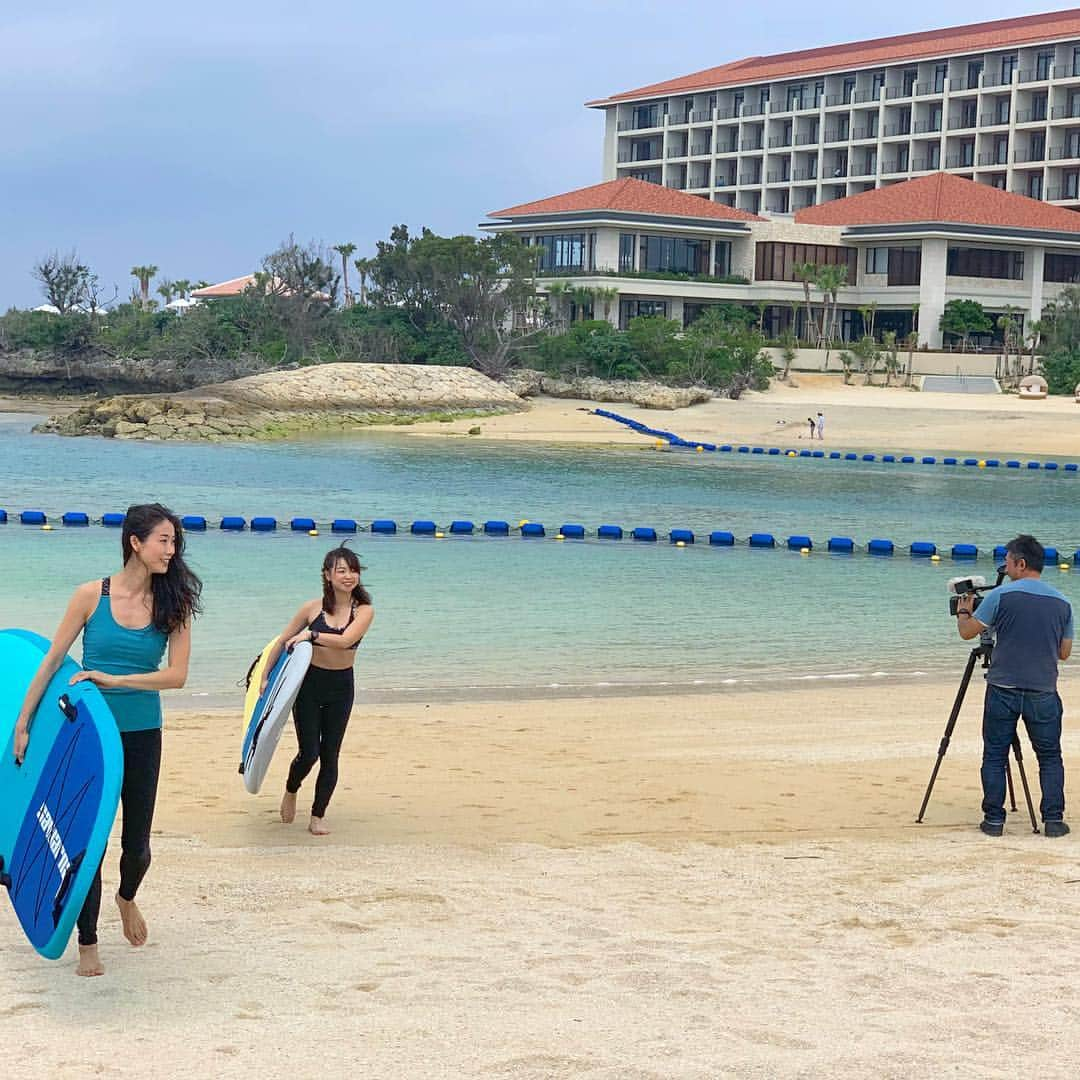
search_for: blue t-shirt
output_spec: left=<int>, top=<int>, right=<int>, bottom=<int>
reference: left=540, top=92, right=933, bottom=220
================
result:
left=973, top=577, right=1074, bottom=692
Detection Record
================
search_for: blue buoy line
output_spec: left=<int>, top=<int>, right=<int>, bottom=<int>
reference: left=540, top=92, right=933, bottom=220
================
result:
left=2, top=509, right=1078, bottom=565
left=589, top=408, right=1079, bottom=474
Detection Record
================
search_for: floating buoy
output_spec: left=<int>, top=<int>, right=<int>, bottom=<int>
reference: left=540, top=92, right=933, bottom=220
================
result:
left=695, top=445, right=704, bottom=453
left=308, top=529, right=319, bottom=537
left=787, top=450, right=796, bottom=457
left=675, top=540, right=685, bottom=547
left=41, top=524, right=53, bottom=531
left=800, top=547, right=810, bottom=555
left=435, top=531, right=445, bottom=538
left=931, top=554, right=941, bottom=562
left=1060, top=563, right=1070, bottom=571
left=978, top=460, right=986, bottom=468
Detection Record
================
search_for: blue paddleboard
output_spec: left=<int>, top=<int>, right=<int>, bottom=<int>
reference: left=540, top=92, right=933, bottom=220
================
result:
left=0, top=629, right=123, bottom=959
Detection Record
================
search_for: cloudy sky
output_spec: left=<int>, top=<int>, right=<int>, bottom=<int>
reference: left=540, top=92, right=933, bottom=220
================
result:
left=1, top=1, right=1059, bottom=307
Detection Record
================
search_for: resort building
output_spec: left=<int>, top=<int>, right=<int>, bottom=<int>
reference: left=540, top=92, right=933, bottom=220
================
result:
left=588, top=9, right=1080, bottom=215
left=483, top=173, right=1080, bottom=347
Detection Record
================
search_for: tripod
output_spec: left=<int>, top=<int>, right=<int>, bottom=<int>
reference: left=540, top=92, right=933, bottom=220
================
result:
left=916, top=634, right=1039, bottom=833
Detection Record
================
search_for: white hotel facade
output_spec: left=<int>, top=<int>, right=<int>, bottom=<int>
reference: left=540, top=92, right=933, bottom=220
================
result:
left=483, top=10, right=1080, bottom=350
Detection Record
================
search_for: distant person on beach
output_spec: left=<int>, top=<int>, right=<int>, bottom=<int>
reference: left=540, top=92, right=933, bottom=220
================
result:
left=816, top=411, right=825, bottom=440
left=956, top=534, right=1073, bottom=837
left=807, top=417, right=815, bottom=439
left=263, top=543, right=373, bottom=836
left=13, top=504, right=201, bottom=977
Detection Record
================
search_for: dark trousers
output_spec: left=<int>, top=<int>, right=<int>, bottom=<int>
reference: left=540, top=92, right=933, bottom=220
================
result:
left=981, top=685, right=1065, bottom=825
left=77, top=728, right=162, bottom=947
left=286, top=666, right=354, bottom=817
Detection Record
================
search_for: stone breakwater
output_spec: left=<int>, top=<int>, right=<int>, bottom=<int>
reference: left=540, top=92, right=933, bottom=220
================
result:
left=36, top=363, right=525, bottom=441
left=504, top=369, right=711, bottom=409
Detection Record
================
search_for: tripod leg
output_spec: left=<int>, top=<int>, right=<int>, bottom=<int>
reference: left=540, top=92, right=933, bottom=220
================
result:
left=917, top=648, right=979, bottom=822
left=1011, top=735, right=1040, bottom=834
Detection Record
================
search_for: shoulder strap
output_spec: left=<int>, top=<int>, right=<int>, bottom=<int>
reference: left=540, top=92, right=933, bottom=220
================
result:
left=101, top=577, right=111, bottom=597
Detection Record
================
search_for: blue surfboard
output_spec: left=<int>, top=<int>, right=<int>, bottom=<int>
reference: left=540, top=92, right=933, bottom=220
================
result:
left=0, top=629, right=123, bottom=959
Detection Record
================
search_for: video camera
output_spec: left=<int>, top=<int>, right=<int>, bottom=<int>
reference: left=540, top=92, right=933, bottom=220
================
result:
left=946, top=564, right=1006, bottom=617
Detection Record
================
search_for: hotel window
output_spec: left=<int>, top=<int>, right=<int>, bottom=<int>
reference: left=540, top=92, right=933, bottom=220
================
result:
left=734, top=91, right=744, bottom=114
left=967, top=60, right=983, bottom=87
left=946, top=247, right=1024, bottom=280
left=871, top=70, right=885, bottom=95
left=887, top=247, right=921, bottom=286
left=1037, top=52, right=1054, bottom=81
left=994, top=135, right=1009, bottom=165
left=865, top=248, right=889, bottom=274
left=1074, top=47, right=1080, bottom=77
left=620, top=299, right=668, bottom=328
left=1045, top=253, right=1080, bottom=282
left=1033, top=93, right=1048, bottom=122
left=897, top=146, right=909, bottom=171
left=714, top=241, right=732, bottom=277
left=902, top=69, right=917, bottom=96
left=759, top=86, right=770, bottom=110
left=754, top=242, right=857, bottom=283
left=638, top=235, right=710, bottom=276
left=934, top=64, right=947, bottom=93
left=928, top=143, right=941, bottom=168
left=929, top=104, right=942, bottom=131
left=534, top=234, right=587, bottom=272
left=1067, top=172, right=1080, bottom=198
left=995, top=99, right=1010, bottom=125
left=843, top=77, right=856, bottom=104
left=813, top=81, right=824, bottom=107
left=619, top=233, right=635, bottom=272
left=1001, top=54, right=1018, bottom=84
left=787, top=85, right=805, bottom=111
left=1029, top=174, right=1043, bottom=200
left=632, top=103, right=660, bottom=129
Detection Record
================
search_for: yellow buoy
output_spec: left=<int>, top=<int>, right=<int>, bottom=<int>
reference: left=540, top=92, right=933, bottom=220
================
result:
left=556, top=535, right=565, bottom=541
left=655, top=440, right=666, bottom=449
left=800, top=547, right=810, bottom=555
left=931, top=554, right=941, bottom=562
left=787, top=450, right=796, bottom=457
left=695, top=445, right=704, bottom=452
left=41, top=524, right=53, bottom=531
left=518, top=519, right=529, bottom=528
left=308, top=529, right=319, bottom=536
left=435, top=531, right=445, bottom=538
left=977, top=460, right=986, bottom=468
left=675, top=540, right=685, bottom=547
left=1060, top=563, right=1071, bottom=571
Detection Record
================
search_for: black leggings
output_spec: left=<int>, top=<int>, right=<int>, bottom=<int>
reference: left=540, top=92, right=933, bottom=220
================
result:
left=77, top=728, right=162, bottom=947
left=286, top=666, right=354, bottom=817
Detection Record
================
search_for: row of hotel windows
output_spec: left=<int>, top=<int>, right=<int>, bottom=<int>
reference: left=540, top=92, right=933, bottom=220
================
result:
left=525, top=233, right=1080, bottom=285
left=627, top=49, right=1080, bottom=129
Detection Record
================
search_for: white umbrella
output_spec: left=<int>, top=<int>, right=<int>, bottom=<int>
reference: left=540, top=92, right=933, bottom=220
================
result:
left=31, top=304, right=61, bottom=314
left=166, top=297, right=199, bottom=311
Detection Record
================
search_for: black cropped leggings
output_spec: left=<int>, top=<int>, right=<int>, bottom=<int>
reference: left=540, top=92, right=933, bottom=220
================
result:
left=77, top=728, right=162, bottom=947
left=286, top=665, right=355, bottom=818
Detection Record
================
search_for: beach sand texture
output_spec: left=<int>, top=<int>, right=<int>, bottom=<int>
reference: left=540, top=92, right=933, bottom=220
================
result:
left=4, top=678, right=1080, bottom=1078
left=402, top=375, right=1080, bottom=457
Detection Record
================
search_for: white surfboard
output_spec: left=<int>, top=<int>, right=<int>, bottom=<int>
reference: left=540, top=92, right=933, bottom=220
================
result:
left=239, top=640, right=313, bottom=794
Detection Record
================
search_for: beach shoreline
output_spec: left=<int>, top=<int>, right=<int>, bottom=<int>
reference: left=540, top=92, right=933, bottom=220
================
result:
left=6, top=678, right=1080, bottom=1077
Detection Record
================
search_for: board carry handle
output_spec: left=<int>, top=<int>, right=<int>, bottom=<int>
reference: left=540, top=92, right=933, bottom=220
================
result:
left=58, top=694, right=77, bottom=722
left=51, top=850, right=86, bottom=927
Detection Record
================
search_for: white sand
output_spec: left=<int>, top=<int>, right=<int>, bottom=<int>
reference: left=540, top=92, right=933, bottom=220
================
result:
left=5, top=679, right=1080, bottom=1077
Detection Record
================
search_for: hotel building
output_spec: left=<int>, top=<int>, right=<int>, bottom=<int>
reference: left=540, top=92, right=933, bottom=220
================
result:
left=483, top=11, right=1080, bottom=349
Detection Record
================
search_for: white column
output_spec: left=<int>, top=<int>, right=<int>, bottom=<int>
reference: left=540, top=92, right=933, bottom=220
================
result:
left=602, top=108, right=618, bottom=181
left=668, top=297, right=685, bottom=327
left=919, top=237, right=948, bottom=347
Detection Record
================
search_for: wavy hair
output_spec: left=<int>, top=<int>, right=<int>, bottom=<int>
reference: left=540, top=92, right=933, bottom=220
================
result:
left=122, top=503, right=203, bottom=634
left=321, top=542, right=372, bottom=612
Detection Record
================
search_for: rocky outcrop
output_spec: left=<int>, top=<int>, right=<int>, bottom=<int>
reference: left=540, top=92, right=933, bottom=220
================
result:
left=503, top=369, right=711, bottom=410
left=36, top=362, right=524, bottom=441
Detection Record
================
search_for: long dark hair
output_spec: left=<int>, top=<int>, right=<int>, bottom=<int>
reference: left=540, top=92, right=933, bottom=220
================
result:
left=321, top=543, right=371, bottom=612
left=122, top=503, right=203, bottom=634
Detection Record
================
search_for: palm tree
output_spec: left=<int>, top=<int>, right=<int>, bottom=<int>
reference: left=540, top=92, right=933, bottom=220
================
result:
left=333, top=243, right=357, bottom=305
left=173, top=278, right=191, bottom=300
left=814, top=264, right=848, bottom=368
left=792, top=263, right=818, bottom=345
left=156, top=280, right=176, bottom=306
left=130, top=265, right=159, bottom=311
left=353, top=258, right=372, bottom=306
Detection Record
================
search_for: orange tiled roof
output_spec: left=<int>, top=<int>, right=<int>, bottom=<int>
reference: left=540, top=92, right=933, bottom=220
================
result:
left=190, top=275, right=259, bottom=299
left=590, top=9, right=1080, bottom=105
left=488, top=178, right=762, bottom=222
left=794, top=173, right=1080, bottom=232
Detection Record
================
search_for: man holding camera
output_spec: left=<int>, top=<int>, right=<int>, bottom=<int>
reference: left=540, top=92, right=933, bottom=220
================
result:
left=956, top=535, right=1073, bottom=836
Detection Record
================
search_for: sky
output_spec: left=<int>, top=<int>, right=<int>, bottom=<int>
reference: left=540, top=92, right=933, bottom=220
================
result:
left=0, top=0, right=1066, bottom=307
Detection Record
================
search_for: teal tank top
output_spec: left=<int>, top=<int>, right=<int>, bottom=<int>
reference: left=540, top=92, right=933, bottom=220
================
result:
left=82, top=579, right=169, bottom=733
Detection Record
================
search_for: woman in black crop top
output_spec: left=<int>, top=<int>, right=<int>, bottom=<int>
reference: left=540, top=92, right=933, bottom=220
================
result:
left=261, top=544, right=373, bottom=835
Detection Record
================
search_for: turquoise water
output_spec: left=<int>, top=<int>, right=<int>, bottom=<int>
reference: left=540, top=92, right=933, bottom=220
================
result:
left=2, top=410, right=1079, bottom=706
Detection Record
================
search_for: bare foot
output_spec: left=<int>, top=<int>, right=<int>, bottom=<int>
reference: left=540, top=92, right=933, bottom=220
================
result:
left=308, top=815, right=330, bottom=836
left=76, top=944, right=104, bottom=977
left=280, top=790, right=297, bottom=824
left=116, top=894, right=148, bottom=947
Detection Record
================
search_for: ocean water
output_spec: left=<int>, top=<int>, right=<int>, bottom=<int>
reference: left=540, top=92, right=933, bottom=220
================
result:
left=2, top=409, right=1079, bottom=707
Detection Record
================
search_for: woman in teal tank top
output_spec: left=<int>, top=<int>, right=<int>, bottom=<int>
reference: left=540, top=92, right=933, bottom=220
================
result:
left=14, top=504, right=202, bottom=978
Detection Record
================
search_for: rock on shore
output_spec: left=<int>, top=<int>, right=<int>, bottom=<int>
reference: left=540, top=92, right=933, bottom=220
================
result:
left=36, top=363, right=524, bottom=441
left=504, top=369, right=711, bottom=409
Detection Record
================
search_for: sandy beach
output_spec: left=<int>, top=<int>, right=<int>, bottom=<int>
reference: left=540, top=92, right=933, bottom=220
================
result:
left=5, top=676, right=1080, bottom=1078
left=402, top=374, right=1080, bottom=458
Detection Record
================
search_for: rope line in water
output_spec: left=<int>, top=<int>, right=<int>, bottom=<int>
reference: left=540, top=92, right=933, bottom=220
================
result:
left=2, top=510, right=1077, bottom=566
left=590, top=409, right=1080, bottom=473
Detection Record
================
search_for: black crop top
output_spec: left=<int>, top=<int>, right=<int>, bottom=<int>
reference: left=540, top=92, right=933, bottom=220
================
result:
left=309, top=603, right=361, bottom=650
